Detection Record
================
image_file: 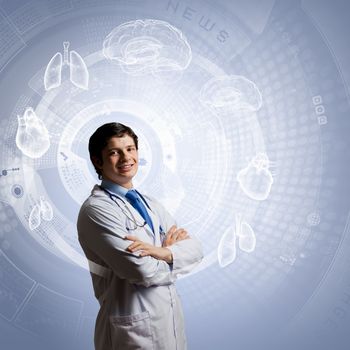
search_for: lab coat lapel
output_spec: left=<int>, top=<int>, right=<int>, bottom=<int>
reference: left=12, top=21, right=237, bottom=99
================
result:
left=146, top=201, right=161, bottom=246
left=148, top=207, right=160, bottom=236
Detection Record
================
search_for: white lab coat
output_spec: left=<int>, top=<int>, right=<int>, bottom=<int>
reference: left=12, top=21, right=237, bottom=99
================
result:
left=77, top=185, right=203, bottom=350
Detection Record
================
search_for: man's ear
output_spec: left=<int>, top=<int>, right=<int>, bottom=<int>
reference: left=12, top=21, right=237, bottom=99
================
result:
left=91, top=156, right=103, bottom=170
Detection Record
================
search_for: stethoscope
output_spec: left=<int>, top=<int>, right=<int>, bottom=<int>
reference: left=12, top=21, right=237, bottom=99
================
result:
left=100, top=186, right=165, bottom=237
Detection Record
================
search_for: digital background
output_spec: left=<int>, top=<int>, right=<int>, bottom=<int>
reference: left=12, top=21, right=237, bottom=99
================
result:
left=0, top=0, right=349, bottom=349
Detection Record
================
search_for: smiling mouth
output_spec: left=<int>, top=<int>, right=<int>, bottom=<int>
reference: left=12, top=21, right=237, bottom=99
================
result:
left=117, top=164, right=134, bottom=171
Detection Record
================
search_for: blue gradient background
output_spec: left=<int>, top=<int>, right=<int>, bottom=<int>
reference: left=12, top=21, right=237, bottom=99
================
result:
left=0, top=0, right=350, bottom=349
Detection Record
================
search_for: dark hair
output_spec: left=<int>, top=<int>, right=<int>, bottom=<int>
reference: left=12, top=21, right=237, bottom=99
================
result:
left=88, top=122, right=138, bottom=179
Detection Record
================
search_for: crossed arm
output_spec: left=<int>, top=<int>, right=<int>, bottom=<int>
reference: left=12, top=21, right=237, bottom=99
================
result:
left=78, top=200, right=203, bottom=286
left=126, top=225, right=190, bottom=263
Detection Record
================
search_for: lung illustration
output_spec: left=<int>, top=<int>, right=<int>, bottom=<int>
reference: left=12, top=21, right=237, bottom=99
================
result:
left=70, top=50, right=89, bottom=89
left=44, top=52, right=62, bottom=90
left=44, top=41, right=89, bottom=91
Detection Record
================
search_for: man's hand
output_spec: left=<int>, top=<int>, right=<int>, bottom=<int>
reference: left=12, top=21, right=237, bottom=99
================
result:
left=126, top=236, right=173, bottom=263
left=162, top=225, right=190, bottom=247
left=125, top=226, right=190, bottom=263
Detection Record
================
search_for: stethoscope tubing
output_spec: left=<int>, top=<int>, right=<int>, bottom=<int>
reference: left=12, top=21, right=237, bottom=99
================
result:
left=100, top=186, right=165, bottom=236
left=100, top=186, right=146, bottom=230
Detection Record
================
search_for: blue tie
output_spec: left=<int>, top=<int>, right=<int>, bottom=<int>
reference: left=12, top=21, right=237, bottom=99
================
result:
left=125, top=190, right=154, bottom=233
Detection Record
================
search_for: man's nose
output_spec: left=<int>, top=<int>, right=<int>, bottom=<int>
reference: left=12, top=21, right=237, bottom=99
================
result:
left=120, top=150, right=130, bottom=160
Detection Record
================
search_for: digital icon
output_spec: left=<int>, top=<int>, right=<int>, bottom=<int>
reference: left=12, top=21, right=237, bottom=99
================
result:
left=16, top=107, right=50, bottom=158
left=11, top=184, right=24, bottom=198
left=0, top=168, right=20, bottom=177
left=199, top=75, right=262, bottom=111
left=28, top=197, right=53, bottom=231
left=218, top=214, right=256, bottom=267
left=279, top=244, right=298, bottom=266
left=103, top=19, right=192, bottom=77
left=44, top=41, right=89, bottom=90
left=279, top=254, right=296, bottom=266
left=237, top=153, right=273, bottom=201
left=317, top=115, right=327, bottom=125
left=60, top=152, right=68, bottom=161
left=307, top=212, right=320, bottom=226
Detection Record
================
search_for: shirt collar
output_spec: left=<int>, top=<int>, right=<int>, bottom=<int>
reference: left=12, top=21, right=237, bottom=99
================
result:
left=101, top=179, right=131, bottom=198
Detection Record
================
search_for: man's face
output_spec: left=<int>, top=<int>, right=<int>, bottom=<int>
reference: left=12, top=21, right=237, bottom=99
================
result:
left=95, top=134, right=138, bottom=188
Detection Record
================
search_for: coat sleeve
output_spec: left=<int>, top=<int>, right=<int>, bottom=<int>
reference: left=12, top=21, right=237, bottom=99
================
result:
left=77, top=201, right=175, bottom=288
left=150, top=198, right=204, bottom=277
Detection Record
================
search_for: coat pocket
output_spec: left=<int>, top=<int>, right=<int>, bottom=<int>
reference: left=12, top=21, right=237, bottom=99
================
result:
left=110, top=311, right=154, bottom=350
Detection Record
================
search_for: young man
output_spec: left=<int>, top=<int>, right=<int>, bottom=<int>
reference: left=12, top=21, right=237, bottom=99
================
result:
left=77, top=122, right=203, bottom=350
